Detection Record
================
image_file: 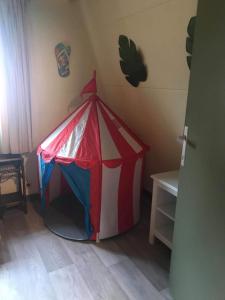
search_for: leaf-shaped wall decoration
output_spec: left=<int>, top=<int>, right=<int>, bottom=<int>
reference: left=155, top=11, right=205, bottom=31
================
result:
left=118, top=35, right=147, bottom=87
left=186, top=16, right=197, bottom=69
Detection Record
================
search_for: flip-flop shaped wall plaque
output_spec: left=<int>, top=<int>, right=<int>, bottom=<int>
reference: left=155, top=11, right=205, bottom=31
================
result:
left=55, top=43, right=71, bottom=77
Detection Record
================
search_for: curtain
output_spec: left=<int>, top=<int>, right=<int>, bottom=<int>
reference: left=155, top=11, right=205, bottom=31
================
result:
left=0, top=0, right=32, bottom=153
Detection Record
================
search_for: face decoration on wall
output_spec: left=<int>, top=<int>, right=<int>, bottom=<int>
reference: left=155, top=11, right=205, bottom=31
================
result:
left=118, top=35, right=147, bottom=87
left=186, top=16, right=197, bottom=69
left=55, top=43, right=71, bottom=77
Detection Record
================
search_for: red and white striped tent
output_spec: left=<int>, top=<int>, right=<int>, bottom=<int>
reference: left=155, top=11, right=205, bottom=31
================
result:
left=37, top=73, right=148, bottom=240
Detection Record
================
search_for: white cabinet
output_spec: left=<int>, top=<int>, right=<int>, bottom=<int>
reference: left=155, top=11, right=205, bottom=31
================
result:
left=149, top=171, right=179, bottom=249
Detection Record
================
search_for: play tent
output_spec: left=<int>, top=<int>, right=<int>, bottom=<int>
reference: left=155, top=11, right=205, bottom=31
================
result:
left=37, top=73, right=148, bottom=240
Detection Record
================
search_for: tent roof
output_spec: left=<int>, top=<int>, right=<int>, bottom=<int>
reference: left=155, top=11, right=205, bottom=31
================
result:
left=37, top=75, right=148, bottom=167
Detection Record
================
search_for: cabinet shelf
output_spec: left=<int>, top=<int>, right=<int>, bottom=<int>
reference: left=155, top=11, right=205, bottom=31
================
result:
left=155, top=223, right=174, bottom=249
left=149, top=170, right=179, bottom=249
left=156, top=202, right=176, bottom=221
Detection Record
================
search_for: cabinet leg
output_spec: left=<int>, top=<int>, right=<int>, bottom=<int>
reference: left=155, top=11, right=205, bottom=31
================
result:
left=149, top=183, right=158, bottom=246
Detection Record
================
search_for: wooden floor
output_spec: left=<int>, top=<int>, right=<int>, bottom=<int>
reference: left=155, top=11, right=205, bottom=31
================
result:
left=0, top=195, right=173, bottom=300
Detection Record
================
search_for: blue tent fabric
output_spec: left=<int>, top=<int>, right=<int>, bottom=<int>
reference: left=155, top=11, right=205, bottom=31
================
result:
left=39, top=156, right=55, bottom=209
left=59, top=163, right=92, bottom=238
left=38, top=154, right=92, bottom=238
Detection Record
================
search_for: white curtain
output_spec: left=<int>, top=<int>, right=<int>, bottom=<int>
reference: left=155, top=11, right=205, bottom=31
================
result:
left=0, top=0, right=32, bottom=154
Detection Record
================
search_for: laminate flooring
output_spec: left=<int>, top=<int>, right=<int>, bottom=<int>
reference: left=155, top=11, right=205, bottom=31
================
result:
left=0, top=195, right=173, bottom=300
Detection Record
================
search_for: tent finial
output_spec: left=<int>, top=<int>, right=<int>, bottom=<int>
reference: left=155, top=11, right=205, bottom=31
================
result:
left=80, top=71, right=97, bottom=97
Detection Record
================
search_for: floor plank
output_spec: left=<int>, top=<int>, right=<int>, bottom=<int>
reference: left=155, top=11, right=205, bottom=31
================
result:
left=34, top=230, right=73, bottom=272
left=0, top=198, right=171, bottom=300
left=50, top=264, right=94, bottom=300
left=63, top=237, right=92, bottom=256
left=160, top=288, right=174, bottom=300
left=24, top=202, right=46, bottom=232
left=68, top=249, right=129, bottom=300
left=0, top=220, right=11, bottom=265
left=90, top=239, right=128, bottom=267
left=0, top=257, right=57, bottom=300
left=115, top=232, right=169, bottom=292
left=110, top=259, right=164, bottom=300
left=2, top=211, right=42, bottom=262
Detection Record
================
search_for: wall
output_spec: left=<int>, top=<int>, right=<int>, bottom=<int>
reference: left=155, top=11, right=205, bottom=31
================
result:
left=2, top=0, right=198, bottom=194
left=25, top=0, right=97, bottom=194
left=80, top=0, right=198, bottom=189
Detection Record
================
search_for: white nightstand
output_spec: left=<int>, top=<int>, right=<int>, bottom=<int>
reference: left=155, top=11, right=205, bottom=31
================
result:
left=149, top=170, right=179, bottom=249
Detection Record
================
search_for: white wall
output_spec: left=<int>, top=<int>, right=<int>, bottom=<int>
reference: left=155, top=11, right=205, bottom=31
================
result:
left=3, top=0, right=198, bottom=194
left=25, top=0, right=97, bottom=194
left=80, top=0, right=198, bottom=189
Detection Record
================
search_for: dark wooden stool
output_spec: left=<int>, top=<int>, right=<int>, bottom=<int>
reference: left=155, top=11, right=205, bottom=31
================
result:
left=0, top=154, right=27, bottom=218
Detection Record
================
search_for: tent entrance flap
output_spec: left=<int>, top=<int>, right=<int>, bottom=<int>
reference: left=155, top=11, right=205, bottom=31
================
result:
left=38, top=154, right=92, bottom=239
left=59, top=163, right=92, bottom=238
left=38, top=155, right=55, bottom=209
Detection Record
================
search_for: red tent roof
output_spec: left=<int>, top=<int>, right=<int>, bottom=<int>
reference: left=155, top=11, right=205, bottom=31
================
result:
left=38, top=74, right=148, bottom=168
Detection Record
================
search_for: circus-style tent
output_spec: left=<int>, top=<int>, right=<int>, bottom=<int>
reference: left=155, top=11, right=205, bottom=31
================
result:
left=37, top=73, right=148, bottom=241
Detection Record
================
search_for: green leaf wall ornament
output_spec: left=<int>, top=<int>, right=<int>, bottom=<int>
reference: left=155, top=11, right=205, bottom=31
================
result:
left=118, top=35, right=147, bottom=87
left=186, top=16, right=197, bottom=69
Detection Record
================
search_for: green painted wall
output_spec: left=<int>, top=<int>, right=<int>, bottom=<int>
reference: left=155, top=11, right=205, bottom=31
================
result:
left=170, top=0, right=225, bottom=299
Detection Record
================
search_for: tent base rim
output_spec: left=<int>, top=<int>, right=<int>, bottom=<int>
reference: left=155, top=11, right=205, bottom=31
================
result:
left=43, top=196, right=89, bottom=241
